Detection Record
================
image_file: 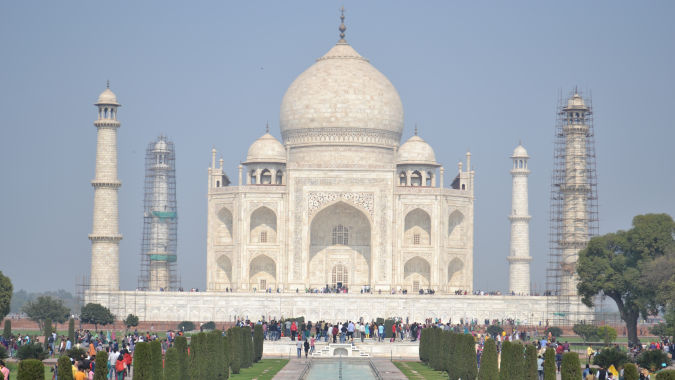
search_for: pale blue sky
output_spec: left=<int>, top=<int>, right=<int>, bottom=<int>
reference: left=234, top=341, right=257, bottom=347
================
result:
left=1, top=1, right=673, bottom=293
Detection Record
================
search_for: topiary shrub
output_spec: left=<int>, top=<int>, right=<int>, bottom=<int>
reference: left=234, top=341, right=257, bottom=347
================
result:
left=3, top=320, right=11, bottom=339
left=174, top=336, right=188, bottom=380
left=94, top=350, right=108, bottom=380
left=57, top=355, right=74, bottom=380
left=441, top=330, right=454, bottom=375
left=500, top=341, right=524, bottom=380
left=150, top=339, right=163, bottom=380
left=17, top=358, right=44, bottom=380
left=384, top=319, right=395, bottom=339
left=623, top=363, right=639, bottom=380
left=656, top=370, right=675, bottom=380
left=636, top=349, right=670, bottom=372
left=201, top=321, right=216, bottom=331
left=66, top=346, right=86, bottom=360
left=177, top=321, right=195, bottom=332
left=164, top=347, right=179, bottom=380
left=227, top=328, right=241, bottom=374
left=253, top=324, right=263, bottom=362
left=544, top=326, right=563, bottom=338
left=560, top=352, right=581, bottom=380
left=68, top=318, right=75, bottom=343
left=419, top=328, right=430, bottom=363
left=572, top=323, right=599, bottom=343
left=460, top=334, right=478, bottom=380
left=478, top=338, right=498, bottom=380
left=204, top=331, right=219, bottom=379
left=544, top=347, right=556, bottom=380
left=240, top=326, right=253, bottom=369
left=189, top=332, right=207, bottom=379
left=593, top=346, right=630, bottom=369
left=524, top=344, right=538, bottom=380
left=0, top=345, right=6, bottom=360
left=133, top=342, right=152, bottom=380
left=16, top=343, right=47, bottom=360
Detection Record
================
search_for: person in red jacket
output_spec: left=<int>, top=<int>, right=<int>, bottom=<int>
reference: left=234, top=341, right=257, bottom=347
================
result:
left=391, top=324, right=397, bottom=342
left=290, top=321, right=298, bottom=341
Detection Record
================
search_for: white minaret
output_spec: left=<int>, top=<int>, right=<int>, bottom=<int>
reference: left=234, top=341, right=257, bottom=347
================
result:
left=507, top=143, right=532, bottom=295
left=89, top=83, right=122, bottom=291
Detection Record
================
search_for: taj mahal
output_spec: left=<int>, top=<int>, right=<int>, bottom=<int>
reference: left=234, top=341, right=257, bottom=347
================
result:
left=85, top=14, right=594, bottom=324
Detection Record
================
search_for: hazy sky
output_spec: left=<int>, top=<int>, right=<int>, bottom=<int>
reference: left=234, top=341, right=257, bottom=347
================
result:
left=1, top=1, right=674, bottom=294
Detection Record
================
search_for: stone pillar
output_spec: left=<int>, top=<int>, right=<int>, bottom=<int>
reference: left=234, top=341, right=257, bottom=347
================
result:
left=507, top=144, right=532, bottom=295
left=89, top=86, right=122, bottom=291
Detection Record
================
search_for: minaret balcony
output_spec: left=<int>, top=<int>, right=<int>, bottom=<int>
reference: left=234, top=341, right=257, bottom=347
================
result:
left=508, top=215, right=531, bottom=222
left=88, top=234, right=123, bottom=242
left=91, top=180, right=122, bottom=189
left=506, top=256, right=532, bottom=263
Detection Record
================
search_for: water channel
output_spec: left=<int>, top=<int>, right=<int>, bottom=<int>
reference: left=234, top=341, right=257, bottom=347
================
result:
left=304, top=358, right=378, bottom=380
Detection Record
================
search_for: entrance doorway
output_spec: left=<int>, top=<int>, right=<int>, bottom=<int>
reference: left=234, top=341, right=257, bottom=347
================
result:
left=331, top=264, right=348, bottom=289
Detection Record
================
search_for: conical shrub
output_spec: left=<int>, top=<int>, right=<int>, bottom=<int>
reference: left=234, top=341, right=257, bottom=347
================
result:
left=543, top=347, right=556, bottom=380
left=478, top=338, right=499, bottom=380
left=561, top=352, right=581, bottom=380
left=94, top=350, right=108, bottom=380
left=133, top=343, right=152, bottom=380
left=524, top=344, right=538, bottom=380
left=150, top=339, right=163, bottom=380
left=163, top=347, right=179, bottom=380
left=57, top=355, right=74, bottom=380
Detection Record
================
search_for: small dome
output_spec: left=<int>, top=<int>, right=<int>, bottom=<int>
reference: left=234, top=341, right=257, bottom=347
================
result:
left=397, top=135, right=438, bottom=165
left=512, top=144, right=528, bottom=158
left=566, top=93, right=586, bottom=109
left=96, top=88, right=119, bottom=105
left=245, top=133, right=286, bottom=163
left=154, top=139, right=168, bottom=152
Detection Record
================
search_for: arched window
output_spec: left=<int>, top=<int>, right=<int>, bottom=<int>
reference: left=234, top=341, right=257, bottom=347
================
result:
left=259, top=231, right=267, bottom=243
left=276, top=171, right=283, bottom=185
left=260, top=169, right=272, bottom=185
left=399, top=172, right=407, bottom=186
left=411, top=171, right=422, bottom=186
left=331, top=264, right=348, bottom=288
left=426, top=171, right=433, bottom=187
left=250, top=171, right=257, bottom=184
left=332, top=224, right=349, bottom=245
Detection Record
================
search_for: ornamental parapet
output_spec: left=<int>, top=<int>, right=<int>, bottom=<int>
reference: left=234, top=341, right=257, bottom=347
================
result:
left=89, top=234, right=123, bottom=242
left=91, top=180, right=122, bottom=189
left=508, top=215, right=532, bottom=222
left=282, top=127, right=400, bottom=148
left=209, top=185, right=287, bottom=195
left=94, top=120, right=121, bottom=128
left=507, top=256, right=533, bottom=263
left=395, top=186, right=471, bottom=198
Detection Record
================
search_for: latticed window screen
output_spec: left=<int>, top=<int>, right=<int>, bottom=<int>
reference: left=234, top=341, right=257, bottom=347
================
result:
left=260, top=231, right=267, bottom=243
left=332, top=225, right=349, bottom=245
left=332, top=264, right=348, bottom=287
left=413, top=233, right=420, bottom=245
left=413, top=281, right=420, bottom=292
left=260, top=279, right=266, bottom=290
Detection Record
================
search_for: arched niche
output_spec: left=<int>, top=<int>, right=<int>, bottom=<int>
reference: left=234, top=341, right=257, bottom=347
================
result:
left=250, top=206, right=277, bottom=243
left=404, top=208, right=431, bottom=246
left=249, top=254, right=276, bottom=291
left=448, top=258, right=464, bottom=286
left=404, top=256, right=431, bottom=291
left=309, top=201, right=371, bottom=288
left=216, top=207, right=233, bottom=244
left=448, top=210, right=465, bottom=241
left=216, top=255, right=233, bottom=288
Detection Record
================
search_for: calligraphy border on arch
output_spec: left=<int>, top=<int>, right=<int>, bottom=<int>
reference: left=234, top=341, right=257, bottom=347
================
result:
left=307, top=191, right=375, bottom=219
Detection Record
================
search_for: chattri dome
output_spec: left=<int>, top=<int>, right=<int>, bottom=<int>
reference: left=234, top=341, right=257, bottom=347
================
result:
left=96, top=88, right=119, bottom=105
left=397, top=135, right=438, bottom=165
left=512, top=144, right=529, bottom=158
left=245, top=133, right=286, bottom=163
left=279, top=41, right=404, bottom=147
left=566, top=93, right=586, bottom=109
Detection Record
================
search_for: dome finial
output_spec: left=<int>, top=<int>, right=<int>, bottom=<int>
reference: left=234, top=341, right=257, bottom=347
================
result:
left=338, top=6, right=347, bottom=42
left=106, top=80, right=110, bottom=89
left=414, top=124, right=418, bottom=136
left=266, top=121, right=270, bottom=134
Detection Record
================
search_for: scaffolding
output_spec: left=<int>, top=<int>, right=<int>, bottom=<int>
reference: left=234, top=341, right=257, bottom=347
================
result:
left=546, top=89, right=599, bottom=325
left=138, top=136, right=179, bottom=291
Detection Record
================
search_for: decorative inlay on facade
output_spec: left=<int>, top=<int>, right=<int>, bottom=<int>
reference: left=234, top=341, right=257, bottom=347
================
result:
left=308, top=191, right=374, bottom=219
left=283, top=127, right=400, bottom=147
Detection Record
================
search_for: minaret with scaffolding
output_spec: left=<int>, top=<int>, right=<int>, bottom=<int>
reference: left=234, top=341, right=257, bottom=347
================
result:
left=547, top=89, right=599, bottom=324
left=138, top=136, right=178, bottom=291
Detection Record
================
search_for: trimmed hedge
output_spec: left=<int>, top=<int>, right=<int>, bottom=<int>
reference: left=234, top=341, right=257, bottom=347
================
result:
left=189, top=332, right=207, bottom=379
left=419, top=328, right=431, bottom=363
left=656, top=370, right=675, bottom=380
left=227, top=328, right=241, bottom=374
left=253, top=324, right=264, bottom=362
left=57, top=355, right=74, bottom=380
left=94, top=350, right=108, bottom=380
left=478, top=338, right=498, bottom=380
left=68, top=318, right=75, bottom=343
left=543, top=347, right=556, bottom=380
left=499, top=341, right=524, bottom=380
left=3, top=320, right=11, bottom=339
left=637, top=349, right=670, bottom=372
left=150, top=339, right=163, bottom=380
left=458, top=334, right=478, bottom=380
left=524, top=344, right=538, bottom=380
left=177, top=321, right=195, bottom=332
left=164, top=347, right=179, bottom=380
left=593, top=346, right=630, bottom=368
left=133, top=342, right=152, bottom=380
left=17, top=359, right=44, bottom=380
left=560, top=352, right=581, bottom=380
left=174, top=336, right=189, bottom=379
left=623, top=363, right=639, bottom=380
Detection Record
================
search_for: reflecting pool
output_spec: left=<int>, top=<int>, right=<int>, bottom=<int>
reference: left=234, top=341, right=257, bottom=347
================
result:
left=305, top=359, right=377, bottom=380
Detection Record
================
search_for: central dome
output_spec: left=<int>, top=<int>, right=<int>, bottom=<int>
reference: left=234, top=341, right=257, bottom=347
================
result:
left=280, top=41, right=404, bottom=148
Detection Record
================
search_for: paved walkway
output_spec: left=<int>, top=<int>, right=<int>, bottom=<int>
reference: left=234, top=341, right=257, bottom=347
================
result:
left=370, top=358, right=408, bottom=379
left=271, top=358, right=311, bottom=379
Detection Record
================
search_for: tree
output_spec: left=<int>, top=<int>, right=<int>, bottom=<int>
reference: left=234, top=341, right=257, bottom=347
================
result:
left=524, top=344, right=538, bottom=380
left=174, top=336, right=188, bottom=380
left=500, top=341, right=524, bottom=380
left=459, top=334, right=478, bottom=380
left=544, top=327, right=563, bottom=338
left=124, top=314, right=139, bottom=329
left=201, top=321, right=216, bottom=331
left=596, top=326, right=617, bottom=346
left=572, top=323, right=599, bottom=343
left=94, top=350, right=108, bottom=380
left=593, top=347, right=630, bottom=369
left=164, top=347, right=179, bottom=380
left=150, top=339, right=163, bottom=380
left=58, top=355, right=74, bottom=380
left=17, top=358, right=44, bottom=380
left=177, top=321, right=195, bottom=332
left=623, top=363, right=639, bottom=380
left=655, top=370, right=675, bottom=380
left=478, top=338, right=499, bottom=380
left=189, top=332, right=207, bottom=379
left=253, top=324, right=264, bottom=362
left=227, top=328, right=241, bottom=374
left=3, top=320, right=11, bottom=339
left=16, top=343, right=47, bottom=360
left=21, top=295, right=69, bottom=330
left=43, top=318, right=52, bottom=350
left=133, top=342, right=152, bottom=380
left=543, top=348, right=556, bottom=380
left=0, top=272, right=11, bottom=321
left=560, top=352, right=581, bottom=380
left=636, top=349, right=670, bottom=372
left=68, top=318, right=75, bottom=343
left=577, top=213, right=675, bottom=346
left=80, top=303, right=114, bottom=330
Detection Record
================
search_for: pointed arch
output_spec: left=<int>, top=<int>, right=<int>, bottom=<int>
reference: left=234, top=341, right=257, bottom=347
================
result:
left=404, top=256, right=431, bottom=291
left=448, top=258, right=464, bottom=285
left=260, top=169, right=272, bottom=184
left=216, top=255, right=233, bottom=288
left=250, top=206, right=277, bottom=243
left=410, top=170, right=422, bottom=186
left=448, top=210, right=464, bottom=240
left=216, top=207, right=233, bottom=244
left=404, top=208, right=431, bottom=246
left=249, top=254, right=276, bottom=290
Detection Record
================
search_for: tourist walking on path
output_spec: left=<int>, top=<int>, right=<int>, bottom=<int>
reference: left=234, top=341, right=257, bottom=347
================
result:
left=296, top=340, right=302, bottom=358
left=304, top=339, right=310, bottom=358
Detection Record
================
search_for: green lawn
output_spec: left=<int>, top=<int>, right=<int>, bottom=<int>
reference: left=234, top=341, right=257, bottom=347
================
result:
left=393, top=361, right=448, bottom=380
left=230, top=359, right=289, bottom=380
